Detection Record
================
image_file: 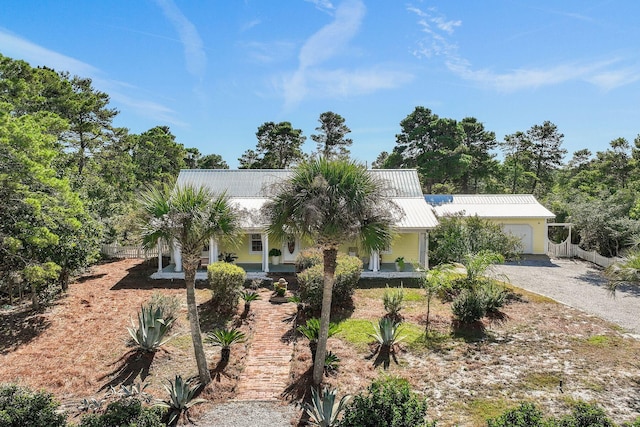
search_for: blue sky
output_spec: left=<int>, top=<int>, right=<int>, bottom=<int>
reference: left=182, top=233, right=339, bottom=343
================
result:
left=2, top=0, right=639, bottom=167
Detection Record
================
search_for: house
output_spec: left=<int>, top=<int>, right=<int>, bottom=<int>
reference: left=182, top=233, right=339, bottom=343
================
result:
left=152, top=169, right=438, bottom=280
left=425, top=194, right=555, bottom=254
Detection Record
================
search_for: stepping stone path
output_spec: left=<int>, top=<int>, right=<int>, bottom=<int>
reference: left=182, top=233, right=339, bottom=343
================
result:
left=234, top=289, right=296, bottom=401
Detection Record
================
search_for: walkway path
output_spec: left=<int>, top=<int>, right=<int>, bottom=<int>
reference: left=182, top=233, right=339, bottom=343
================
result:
left=493, top=256, right=640, bottom=336
left=234, top=289, right=297, bottom=401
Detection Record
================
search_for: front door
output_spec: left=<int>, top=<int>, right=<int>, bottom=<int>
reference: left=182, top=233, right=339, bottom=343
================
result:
left=282, top=238, right=300, bottom=263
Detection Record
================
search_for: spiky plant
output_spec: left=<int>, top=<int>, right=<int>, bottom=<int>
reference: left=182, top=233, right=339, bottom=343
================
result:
left=324, top=351, right=340, bottom=375
left=382, top=285, right=404, bottom=320
left=127, top=305, right=175, bottom=352
left=206, top=328, right=246, bottom=362
left=156, top=375, right=206, bottom=426
left=303, top=387, right=351, bottom=427
left=298, top=318, right=339, bottom=363
left=239, top=290, right=261, bottom=313
left=370, top=317, right=404, bottom=348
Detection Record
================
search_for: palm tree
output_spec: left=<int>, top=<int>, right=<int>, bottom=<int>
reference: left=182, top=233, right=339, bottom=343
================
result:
left=605, top=249, right=640, bottom=293
left=141, top=184, right=239, bottom=385
left=264, top=157, right=398, bottom=385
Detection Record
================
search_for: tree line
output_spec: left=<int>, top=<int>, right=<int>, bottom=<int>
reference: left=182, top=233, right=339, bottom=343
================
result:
left=2, top=51, right=640, bottom=308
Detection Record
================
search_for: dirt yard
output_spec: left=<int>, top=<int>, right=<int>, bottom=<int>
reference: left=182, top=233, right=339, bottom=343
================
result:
left=1, top=258, right=639, bottom=426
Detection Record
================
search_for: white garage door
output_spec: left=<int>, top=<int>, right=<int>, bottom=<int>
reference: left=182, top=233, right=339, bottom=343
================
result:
left=503, top=224, right=533, bottom=254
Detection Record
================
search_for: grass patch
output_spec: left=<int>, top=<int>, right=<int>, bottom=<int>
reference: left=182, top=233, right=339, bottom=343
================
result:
left=466, top=397, right=512, bottom=425
left=337, top=319, right=425, bottom=351
left=504, top=283, right=556, bottom=304
left=166, top=334, right=192, bottom=351
left=521, top=371, right=562, bottom=390
left=337, top=319, right=375, bottom=351
left=585, top=334, right=614, bottom=347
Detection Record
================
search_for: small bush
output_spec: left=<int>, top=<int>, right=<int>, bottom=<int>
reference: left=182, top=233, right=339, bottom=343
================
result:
left=296, top=247, right=324, bottom=271
left=79, top=398, right=164, bottom=427
left=487, top=402, right=545, bottom=427
left=451, top=289, right=486, bottom=324
left=479, top=283, right=508, bottom=314
left=297, top=254, right=362, bottom=312
left=207, top=261, right=246, bottom=313
left=383, top=285, right=404, bottom=320
left=0, top=384, right=66, bottom=427
left=146, top=292, right=180, bottom=326
left=556, top=401, right=615, bottom=427
left=338, top=377, right=432, bottom=427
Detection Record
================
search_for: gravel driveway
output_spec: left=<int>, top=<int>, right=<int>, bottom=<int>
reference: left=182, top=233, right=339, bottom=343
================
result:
left=493, top=255, right=640, bottom=336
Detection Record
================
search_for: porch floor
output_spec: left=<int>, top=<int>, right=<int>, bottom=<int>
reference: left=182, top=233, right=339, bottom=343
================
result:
left=150, top=262, right=423, bottom=280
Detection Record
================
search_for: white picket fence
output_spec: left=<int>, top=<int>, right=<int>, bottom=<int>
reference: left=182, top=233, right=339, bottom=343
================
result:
left=101, top=243, right=170, bottom=260
left=547, top=240, right=619, bottom=268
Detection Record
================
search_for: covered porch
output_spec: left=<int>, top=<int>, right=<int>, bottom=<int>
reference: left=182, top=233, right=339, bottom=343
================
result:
left=150, top=261, right=424, bottom=281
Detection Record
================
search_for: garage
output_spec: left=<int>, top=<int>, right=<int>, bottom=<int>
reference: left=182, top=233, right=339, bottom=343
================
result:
left=502, top=224, right=533, bottom=254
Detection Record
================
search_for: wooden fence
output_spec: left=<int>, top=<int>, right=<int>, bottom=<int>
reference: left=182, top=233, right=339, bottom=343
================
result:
left=547, top=240, right=619, bottom=268
left=101, top=243, right=170, bottom=260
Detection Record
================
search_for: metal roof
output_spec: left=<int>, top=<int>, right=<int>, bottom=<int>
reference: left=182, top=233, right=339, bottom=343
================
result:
left=176, top=169, right=436, bottom=230
left=428, top=194, right=555, bottom=218
left=176, top=169, right=424, bottom=198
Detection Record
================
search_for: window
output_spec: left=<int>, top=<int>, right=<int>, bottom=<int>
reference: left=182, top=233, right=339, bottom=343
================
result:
left=250, top=234, right=263, bottom=253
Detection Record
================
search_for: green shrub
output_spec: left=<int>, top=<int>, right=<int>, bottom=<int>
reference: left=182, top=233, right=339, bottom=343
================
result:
left=0, top=384, right=66, bottom=427
left=146, top=292, right=180, bottom=326
left=556, top=402, right=615, bottom=427
left=79, top=398, right=164, bottom=427
left=487, top=402, right=546, bottom=427
left=451, top=289, right=486, bottom=324
left=207, top=261, right=246, bottom=313
left=429, top=215, right=522, bottom=265
left=297, top=254, right=362, bottom=311
left=338, top=377, right=432, bottom=427
left=296, top=247, right=324, bottom=271
left=479, top=283, right=508, bottom=314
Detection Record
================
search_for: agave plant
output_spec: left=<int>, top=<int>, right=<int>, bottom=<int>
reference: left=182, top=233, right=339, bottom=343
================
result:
left=303, top=387, right=351, bottom=427
left=297, top=318, right=339, bottom=363
left=156, top=375, right=206, bottom=426
left=127, top=305, right=175, bottom=352
left=206, top=328, right=246, bottom=362
left=370, top=317, right=404, bottom=348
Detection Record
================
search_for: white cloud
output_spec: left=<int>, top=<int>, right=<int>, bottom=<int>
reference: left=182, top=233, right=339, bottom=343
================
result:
left=0, top=29, right=185, bottom=126
left=153, top=0, right=206, bottom=79
left=241, top=19, right=261, bottom=32
left=407, top=6, right=640, bottom=92
left=304, top=0, right=335, bottom=13
left=242, top=40, right=296, bottom=64
left=0, top=29, right=98, bottom=77
left=282, top=0, right=411, bottom=108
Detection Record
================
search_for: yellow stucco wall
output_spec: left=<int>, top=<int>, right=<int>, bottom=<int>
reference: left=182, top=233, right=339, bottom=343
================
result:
left=489, top=218, right=547, bottom=254
left=216, top=232, right=422, bottom=264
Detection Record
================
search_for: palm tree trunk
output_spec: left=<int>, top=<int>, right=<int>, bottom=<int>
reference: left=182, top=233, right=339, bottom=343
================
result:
left=313, top=247, right=338, bottom=385
left=184, top=254, right=212, bottom=385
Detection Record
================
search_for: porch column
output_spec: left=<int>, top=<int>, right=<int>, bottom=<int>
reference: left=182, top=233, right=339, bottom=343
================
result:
left=370, top=250, right=379, bottom=272
left=425, top=232, right=429, bottom=270
left=210, top=238, right=218, bottom=265
left=157, top=237, right=163, bottom=273
left=261, top=233, right=269, bottom=273
left=173, top=239, right=182, bottom=272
